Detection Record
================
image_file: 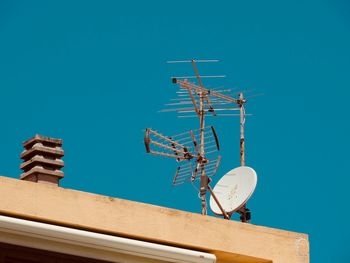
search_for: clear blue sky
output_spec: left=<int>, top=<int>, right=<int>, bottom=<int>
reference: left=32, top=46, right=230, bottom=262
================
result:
left=0, top=0, right=349, bottom=261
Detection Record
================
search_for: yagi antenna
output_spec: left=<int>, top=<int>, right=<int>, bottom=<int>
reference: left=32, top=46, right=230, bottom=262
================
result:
left=144, top=59, right=259, bottom=222
left=144, top=126, right=219, bottom=162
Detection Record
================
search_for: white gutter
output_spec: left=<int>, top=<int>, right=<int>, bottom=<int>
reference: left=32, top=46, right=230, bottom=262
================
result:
left=0, top=215, right=216, bottom=263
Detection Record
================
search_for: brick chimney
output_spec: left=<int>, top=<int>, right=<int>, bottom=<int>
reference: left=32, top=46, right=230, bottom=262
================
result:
left=20, top=135, right=64, bottom=186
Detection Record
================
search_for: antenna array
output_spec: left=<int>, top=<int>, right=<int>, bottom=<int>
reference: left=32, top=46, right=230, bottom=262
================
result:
left=144, top=59, right=258, bottom=222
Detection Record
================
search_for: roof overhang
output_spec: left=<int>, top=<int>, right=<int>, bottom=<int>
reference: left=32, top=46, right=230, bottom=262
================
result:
left=0, top=215, right=215, bottom=263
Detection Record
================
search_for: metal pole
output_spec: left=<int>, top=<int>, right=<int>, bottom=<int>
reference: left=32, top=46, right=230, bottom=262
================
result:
left=199, top=91, right=207, bottom=215
left=239, top=93, right=245, bottom=167
left=239, top=92, right=250, bottom=222
left=207, top=185, right=229, bottom=219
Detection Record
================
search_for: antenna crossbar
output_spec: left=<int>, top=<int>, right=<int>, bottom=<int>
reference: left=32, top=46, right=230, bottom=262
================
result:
left=171, top=75, right=226, bottom=79
left=147, top=129, right=185, bottom=149
left=149, top=140, right=188, bottom=155
left=175, top=79, right=240, bottom=104
left=148, top=151, right=188, bottom=160
left=167, top=59, right=219, bottom=63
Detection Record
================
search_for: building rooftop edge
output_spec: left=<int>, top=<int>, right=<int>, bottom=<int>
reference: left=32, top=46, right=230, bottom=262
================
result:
left=0, top=175, right=309, bottom=263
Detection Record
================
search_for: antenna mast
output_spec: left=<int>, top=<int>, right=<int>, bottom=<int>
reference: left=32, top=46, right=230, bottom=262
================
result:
left=192, top=60, right=210, bottom=215
left=239, top=92, right=245, bottom=167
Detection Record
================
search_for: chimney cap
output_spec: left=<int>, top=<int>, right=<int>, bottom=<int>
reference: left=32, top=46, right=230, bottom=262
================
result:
left=20, top=134, right=64, bottom=186
left=23, top=134, right=63, bottom=149
left=20, top=156, right=64, bottom=171
left=20, top=146, right=64, bottom=161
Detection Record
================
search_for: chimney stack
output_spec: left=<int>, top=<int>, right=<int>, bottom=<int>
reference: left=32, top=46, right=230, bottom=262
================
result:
left=20, top=135, right=64, bottom=186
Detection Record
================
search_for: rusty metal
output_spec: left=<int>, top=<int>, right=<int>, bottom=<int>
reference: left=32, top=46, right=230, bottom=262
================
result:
left=207, top=184, right=229, bottom=219
left=144, top=129, right=195, bottom=161
left=239, top=92, right=245, bottom=167
left=167, top=59, right=220, bottom=63
left=171, top=75, right=226, bottom=79
left=145, top=59, right=257, bottom=221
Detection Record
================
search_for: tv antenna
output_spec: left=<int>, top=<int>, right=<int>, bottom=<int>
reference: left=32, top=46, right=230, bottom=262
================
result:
left=144, top=59, right=258, bottom=221
left=144, top=125, right=223, bottom=216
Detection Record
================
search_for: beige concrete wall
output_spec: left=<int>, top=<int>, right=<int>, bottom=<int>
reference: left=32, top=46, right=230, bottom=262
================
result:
left=0, top=176, right=309, bottom=263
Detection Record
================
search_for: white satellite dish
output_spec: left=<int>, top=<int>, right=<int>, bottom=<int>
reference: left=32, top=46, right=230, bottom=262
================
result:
left=209, top=166, right=257, bottom=216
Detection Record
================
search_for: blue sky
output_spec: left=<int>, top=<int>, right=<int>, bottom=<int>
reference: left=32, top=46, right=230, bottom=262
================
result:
left=0, top=0, right=349, bottom=261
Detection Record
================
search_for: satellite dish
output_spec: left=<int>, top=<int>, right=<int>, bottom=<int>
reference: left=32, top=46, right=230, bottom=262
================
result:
left=209, top=166, right=257, bottom=216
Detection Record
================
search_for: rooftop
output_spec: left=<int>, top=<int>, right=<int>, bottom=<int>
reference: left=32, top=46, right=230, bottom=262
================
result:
left=0, top=175, right=309, bottom=263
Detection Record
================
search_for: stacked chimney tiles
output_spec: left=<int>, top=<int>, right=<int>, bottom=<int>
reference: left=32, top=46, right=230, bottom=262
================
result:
left=20, top=135, right=64, bottom=186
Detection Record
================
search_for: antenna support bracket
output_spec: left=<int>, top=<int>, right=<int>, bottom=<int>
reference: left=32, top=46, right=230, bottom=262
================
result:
left=237, top=206, right=251, bottom=223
